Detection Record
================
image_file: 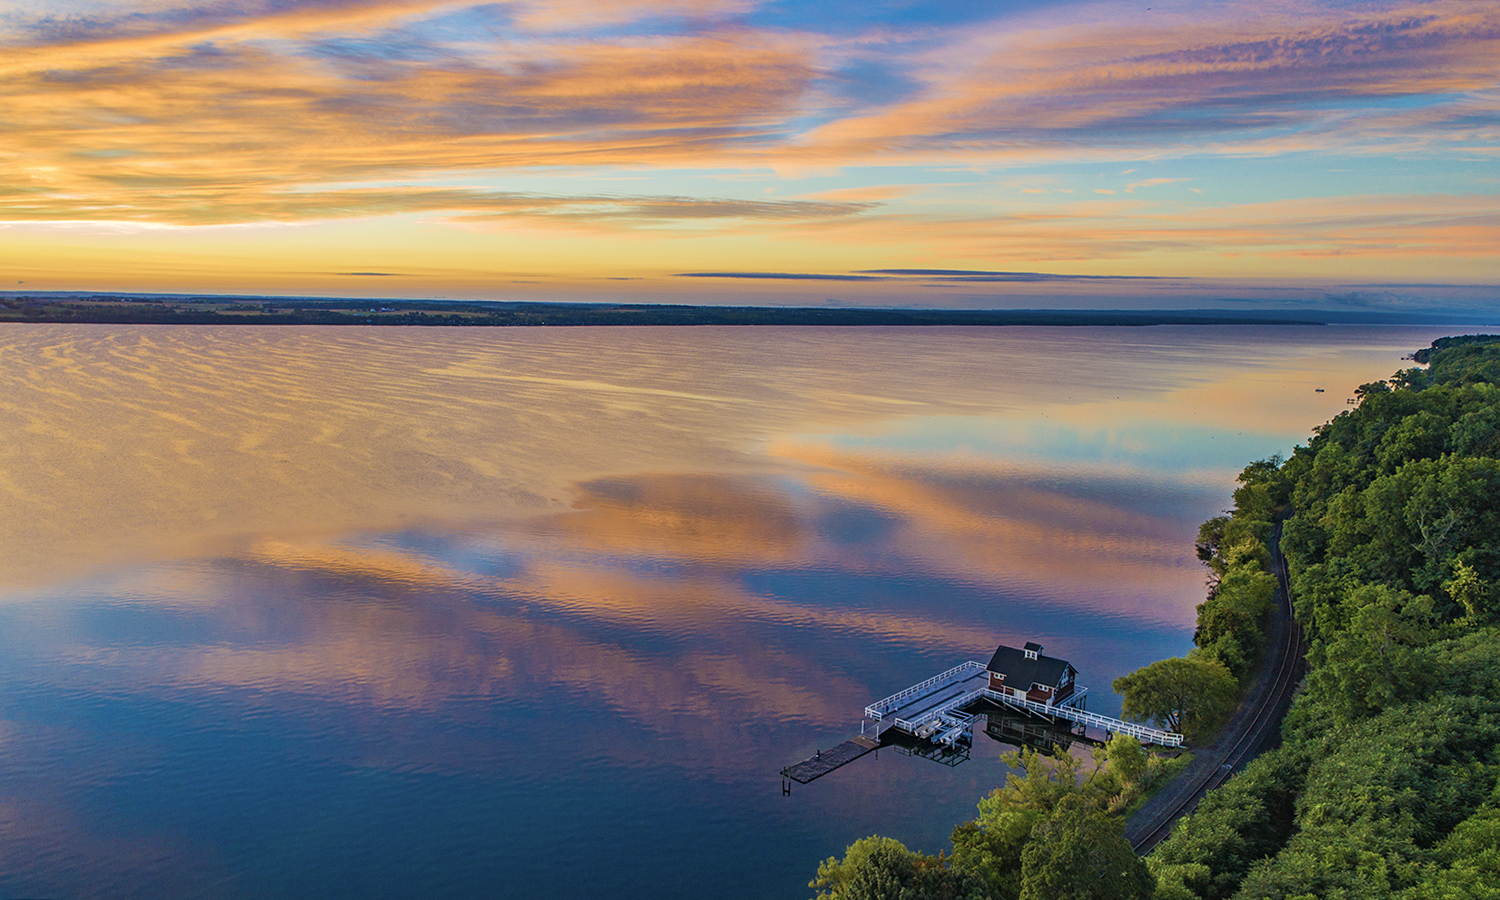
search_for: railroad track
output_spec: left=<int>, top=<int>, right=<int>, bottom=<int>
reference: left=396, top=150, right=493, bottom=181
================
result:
left=1128, top=519, right=1305, bottom=854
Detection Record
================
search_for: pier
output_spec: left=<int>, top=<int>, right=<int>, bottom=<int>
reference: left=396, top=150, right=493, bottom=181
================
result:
left=864, top=652, right=1183, bottom=748
left=867, top=662, right=1182, bottom=748
left=778, top=643, right=1183, bottom=791
left=863, top=660, right=990, bottom=740
left=781, top=736, right=880, bottom=793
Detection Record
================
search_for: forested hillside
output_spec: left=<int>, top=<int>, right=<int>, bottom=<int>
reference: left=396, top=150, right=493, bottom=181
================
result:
left=1151, top=333, right=1500, bottom=900
left=809, top=334, right=1500, bottom=900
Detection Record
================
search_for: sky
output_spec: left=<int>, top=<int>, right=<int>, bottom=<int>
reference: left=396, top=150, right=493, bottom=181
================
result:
left=1, top=0, right=1497, bottom=310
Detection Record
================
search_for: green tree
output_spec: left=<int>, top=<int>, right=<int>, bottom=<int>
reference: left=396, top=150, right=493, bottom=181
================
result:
left=814, top=837, right=916, bottom=899
left=1147, top=748, right=1303, bottom=900
left=1402, top=780, right=1500, bottom=900
left=1310, top=583, right=1437, bottom=718
left=1374, top=410, right=1450, bottom=472
left=1444, top=560, right=1490, bottom=622
left=812, top=836, right=992, bottom=900
left=1354, top=379, right=1392, bottom=403
left=1193, top=564, right=1275, bottom=678
left=1112, top=655, right=1237, bottom=741
left=1450, top=401, right=1500, bottom=458
left=1428, top=341, right=1500, bottom=386
left=951, top=748, right=1102, bottom=899
left=1194, top=517, right=1270, bottom=593
left=1103, top=733, right=1146, bottom=786
left=1232, top=695, right=1500, bottom=900
left=1230, top=456, right=1288, bottom=524
left=1017, top=796, right=1153, bottom=900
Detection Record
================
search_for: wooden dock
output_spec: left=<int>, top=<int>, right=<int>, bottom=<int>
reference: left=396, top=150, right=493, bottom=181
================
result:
left=781, top=736, right=879, bottom=790
left=780, top=643, right=1186, bottom=795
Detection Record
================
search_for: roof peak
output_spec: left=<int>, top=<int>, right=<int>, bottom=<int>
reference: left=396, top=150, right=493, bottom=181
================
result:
left=986, top=643, right=1073, bottom=683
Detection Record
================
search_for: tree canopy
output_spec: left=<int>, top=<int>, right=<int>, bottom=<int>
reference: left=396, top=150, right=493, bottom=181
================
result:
left=1018, top=796, right=1153, bottom=900
left=1112, top=656, right=1237, bottom=740
left=1149, top=334, right=1500, bottom=900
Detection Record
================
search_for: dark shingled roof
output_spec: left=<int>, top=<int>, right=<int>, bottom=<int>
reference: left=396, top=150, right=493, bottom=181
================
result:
left=986, top=643, right=1072, bottom=688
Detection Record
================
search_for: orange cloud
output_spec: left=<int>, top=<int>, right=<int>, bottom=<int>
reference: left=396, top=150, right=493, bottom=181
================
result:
left=1, top=0, right=1494, bottom=236
left=508, top=0, right=759, bottom=31
left=0, top=20, right=820, bottom=224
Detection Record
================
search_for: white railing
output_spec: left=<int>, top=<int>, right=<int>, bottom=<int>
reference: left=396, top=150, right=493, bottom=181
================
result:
left=984, top=690, right=1183, bottom=747
left=864, top=660, right=986, bottom=719
left=867, top=664, right=1183, bottom=748
left=894, top=687, right=983, bottom=732
left=1058, top=686, right=1088, bottom=709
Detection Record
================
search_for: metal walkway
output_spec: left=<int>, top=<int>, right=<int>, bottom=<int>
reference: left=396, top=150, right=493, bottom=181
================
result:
left=865, top=661, right=1184, bottom=748
left=984, top=690, right=1183, bottom=747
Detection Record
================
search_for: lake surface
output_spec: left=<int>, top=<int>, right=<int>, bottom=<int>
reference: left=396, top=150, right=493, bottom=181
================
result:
left=0, top=324, right=1457, bottom=898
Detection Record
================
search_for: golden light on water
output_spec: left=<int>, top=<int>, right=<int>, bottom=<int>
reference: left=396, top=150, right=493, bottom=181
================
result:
left=0, top=324, right=1440, bottom=590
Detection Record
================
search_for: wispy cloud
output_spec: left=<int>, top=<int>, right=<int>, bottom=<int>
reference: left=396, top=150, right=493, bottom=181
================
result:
left=860, top=269, right=1169, bottom=282
left=802, top=0, right=1500, bottom=161
left=677, top=269, right=1171, bottom=282
left=677, top=271, right=885, bottom=281
left=792, top=192, right=1500, bottom=264
left=1126, top=178, right=1185, bottom=192
left=0, top=6, right=822, bottom=223
left=0, top=0, right=1495, bottom=289
left=0, top=184, right=871, bottom=227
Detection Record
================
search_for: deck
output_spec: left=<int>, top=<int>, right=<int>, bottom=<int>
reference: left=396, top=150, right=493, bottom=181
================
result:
left=781, top=736, right=880, bottom=787
left=778, top=657, right=1184, bottom=792
left=867, top=660, right=1184, bottom=748
left=864, top=660, right=990, bottom=733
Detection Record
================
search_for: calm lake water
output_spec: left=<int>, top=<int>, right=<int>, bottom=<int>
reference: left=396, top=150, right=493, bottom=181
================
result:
left=0, top=324, right=1459, bottom=898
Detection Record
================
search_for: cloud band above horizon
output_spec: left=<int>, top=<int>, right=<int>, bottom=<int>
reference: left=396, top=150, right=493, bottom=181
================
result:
left=0, top=0, right=1496, bottom=303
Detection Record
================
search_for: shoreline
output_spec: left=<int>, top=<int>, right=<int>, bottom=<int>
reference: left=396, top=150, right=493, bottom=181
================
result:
left=1123, top=516, right=1307, bottom=853
left=0, top=297, right=1332, bottom=327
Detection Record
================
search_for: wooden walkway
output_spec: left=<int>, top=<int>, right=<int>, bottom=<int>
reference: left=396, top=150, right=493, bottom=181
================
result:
left=781, top=736, right=879, bottom=786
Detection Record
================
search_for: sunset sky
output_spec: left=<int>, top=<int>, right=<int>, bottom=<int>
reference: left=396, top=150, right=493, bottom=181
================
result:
left=2, top=0, right=1497, bottom=309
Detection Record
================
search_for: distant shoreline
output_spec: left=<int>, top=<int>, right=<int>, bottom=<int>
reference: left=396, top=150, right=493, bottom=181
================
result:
left=1, top=295, right=1491, bottom=327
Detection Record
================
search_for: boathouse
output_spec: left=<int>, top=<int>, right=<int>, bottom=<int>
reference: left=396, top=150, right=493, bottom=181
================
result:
left=985, top=642, right=1076, bottom=706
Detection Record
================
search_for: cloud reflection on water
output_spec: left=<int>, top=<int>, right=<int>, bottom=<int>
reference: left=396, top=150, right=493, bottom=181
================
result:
left=24, top=451, right=1215, bottom=740
left=0, top=324, right=1454, bottom=899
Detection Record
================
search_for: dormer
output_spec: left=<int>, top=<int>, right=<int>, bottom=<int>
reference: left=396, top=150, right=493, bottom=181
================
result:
left=1023, top=641, right=1042, bottom=661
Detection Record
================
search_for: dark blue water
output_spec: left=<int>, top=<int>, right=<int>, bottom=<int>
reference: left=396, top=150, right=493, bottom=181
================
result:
left=0, top=325, right=1455, bottom=898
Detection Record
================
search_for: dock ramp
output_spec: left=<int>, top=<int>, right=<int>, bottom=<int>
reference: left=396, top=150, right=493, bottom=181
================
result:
left=984, top=690, right=1183, bottom=747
